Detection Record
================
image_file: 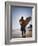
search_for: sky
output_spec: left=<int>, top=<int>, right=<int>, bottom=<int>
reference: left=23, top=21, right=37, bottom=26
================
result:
left=11, top=6, right=32, bottom=30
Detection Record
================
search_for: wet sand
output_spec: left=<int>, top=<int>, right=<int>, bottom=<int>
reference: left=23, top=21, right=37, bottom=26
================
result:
left=12, top=29, right=32, bottom=38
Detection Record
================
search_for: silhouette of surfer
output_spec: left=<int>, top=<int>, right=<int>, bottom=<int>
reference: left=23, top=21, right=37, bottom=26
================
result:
left=19, top=16, right=31, bottom=38
left=19, top=16, right=26, bottom=37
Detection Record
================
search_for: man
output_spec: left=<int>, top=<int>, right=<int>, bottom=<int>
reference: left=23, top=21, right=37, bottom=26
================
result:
left=19, top=16, right=26, bottom=37
left=19, top=16, right=31, bottom=38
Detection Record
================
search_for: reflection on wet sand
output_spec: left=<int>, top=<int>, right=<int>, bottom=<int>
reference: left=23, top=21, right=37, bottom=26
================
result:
left=12, top=28, right=32, bottom=38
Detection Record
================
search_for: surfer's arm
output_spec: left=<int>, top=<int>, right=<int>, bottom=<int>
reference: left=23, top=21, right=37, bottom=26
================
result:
left=19, top=19, right=22, bottom=25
